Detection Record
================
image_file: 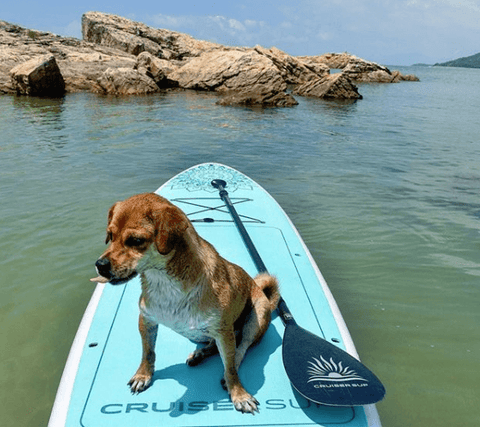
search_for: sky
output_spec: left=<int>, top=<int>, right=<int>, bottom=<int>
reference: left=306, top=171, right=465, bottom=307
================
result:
left=2, top=0, right=480, bottom=65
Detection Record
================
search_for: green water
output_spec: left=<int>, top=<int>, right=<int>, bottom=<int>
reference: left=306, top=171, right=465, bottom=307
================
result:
left=1, top=66, right=479, bottom=426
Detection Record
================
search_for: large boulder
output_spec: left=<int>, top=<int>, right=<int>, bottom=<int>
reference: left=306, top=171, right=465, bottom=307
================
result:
left=295, top=56, right=331, bottom=80
left=217, top=89, right=297, bottom=107
left=134, top=51, right=179, bottom=88
left=169, top=49, right=278, bottom=90
left=58, top=50, right=136, bottom=93
left=254, top=46, right=326, bottom=84
left=10, top=55, right=65, bottom=96
left=97, top=67, right=159, bottom=95
left=0, top=19, right=138, bottom=94
left=396, top=72, right=420, bottom=82
left=302, top=52, right=356, bottom=69
left=301, top=53, right=419, bottom=83
left=82, top=11, right=220, bottom=60
left=169, top=48, right=297, bottom=107
left=293, top=73, right=362, bottom=100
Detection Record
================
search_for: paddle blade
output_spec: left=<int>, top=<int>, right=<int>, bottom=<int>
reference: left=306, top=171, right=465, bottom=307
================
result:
left=282, top=324, right=386, bottom=406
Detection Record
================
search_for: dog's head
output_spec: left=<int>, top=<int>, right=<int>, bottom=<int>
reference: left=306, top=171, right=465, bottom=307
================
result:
left=94, top=193, right=189, bottom=284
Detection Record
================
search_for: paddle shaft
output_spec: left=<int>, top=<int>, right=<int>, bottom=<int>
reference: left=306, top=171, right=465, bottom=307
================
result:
left=211, top=179, right=294, bottom=326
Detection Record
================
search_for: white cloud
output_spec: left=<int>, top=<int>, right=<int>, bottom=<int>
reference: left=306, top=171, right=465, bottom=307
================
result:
left=147, top=0, right=480, bottom=64
left=64, top=20, right=81, bottom=38
left=151, top=14, right=195, bottom=30
left=50, top=20, right=81, bottom=39
left=228, top=18, right=246, bottom=31
left=436, top=0, right=480, bottom=11
left=245, top=19, right=260, bottom=27
left=149, top=13, right=304, bottom=50
left=280, top=21, right=293, bottom=29
left=317, top=32, right=333, bottom=41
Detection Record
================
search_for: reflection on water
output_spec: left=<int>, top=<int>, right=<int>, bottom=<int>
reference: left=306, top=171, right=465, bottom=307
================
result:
left=12, top=95, right=69, bottom=150
left=1, top=66, right=479, bottom=427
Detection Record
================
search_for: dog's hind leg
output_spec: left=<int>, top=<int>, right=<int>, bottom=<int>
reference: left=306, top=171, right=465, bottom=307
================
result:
left=186, top=340, right=219, bottom=366
left=234, top=278, right=278, bottom=371
left=234, top=299, right=271, bottom=371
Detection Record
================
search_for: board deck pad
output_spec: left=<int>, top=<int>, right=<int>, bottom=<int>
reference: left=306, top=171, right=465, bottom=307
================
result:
left=50, top=163, right=380, bottom=427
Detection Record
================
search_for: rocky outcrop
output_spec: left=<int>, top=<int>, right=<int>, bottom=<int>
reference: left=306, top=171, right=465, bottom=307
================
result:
left=292, top=55, right=331, bottom=81
left=173, top=49, right=283, bottom=90
left=1, top=12, right=419, bottom=106
left=81, top=13, right=302, bottom=105
left=82, top=11, right=220, bottom=60
left=79, top=13, right=356, bottom=105
left=293, top=73, right=362, bottom=100
left=254, top=46, right=327, bottom=84
left=300, top=53, right=420, bottom=83
left=167, top=48, right=298, bottom=106
left=0, top=19, right=136, bottom=94
left=97, top=67, right=159, bottom=95
left=217, top=90, right=297, bottom=107
left=393, top=71, right=420, bottom=82
left=10, top=54, right=65, bottom=96
left=134, top=51, right=179, bottom=88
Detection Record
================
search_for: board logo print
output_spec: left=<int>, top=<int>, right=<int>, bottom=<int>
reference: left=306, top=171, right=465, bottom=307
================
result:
left=307, top=356, right=368, bottom=383
left=169, top=163, right=253, bottom=193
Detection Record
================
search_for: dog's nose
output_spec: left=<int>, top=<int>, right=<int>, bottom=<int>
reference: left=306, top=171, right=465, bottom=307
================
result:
left=95, top=257, right=112, bottom=279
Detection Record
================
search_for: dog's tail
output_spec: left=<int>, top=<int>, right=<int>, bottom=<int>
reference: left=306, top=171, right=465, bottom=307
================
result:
left=254, top=273, right=280, bottom=311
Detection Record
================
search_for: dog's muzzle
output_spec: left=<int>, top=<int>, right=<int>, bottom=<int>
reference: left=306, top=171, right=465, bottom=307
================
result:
left=95, top=257, right=112, bottom=279
left=94, top=257, right=138, bottom=285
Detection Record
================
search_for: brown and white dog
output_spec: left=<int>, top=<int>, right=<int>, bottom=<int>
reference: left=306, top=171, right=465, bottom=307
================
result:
left=92, top=193, right=279, bottom=414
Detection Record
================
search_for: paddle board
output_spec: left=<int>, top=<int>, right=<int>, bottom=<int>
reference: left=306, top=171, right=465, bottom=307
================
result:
left=49, top=163, right=382, bottom=427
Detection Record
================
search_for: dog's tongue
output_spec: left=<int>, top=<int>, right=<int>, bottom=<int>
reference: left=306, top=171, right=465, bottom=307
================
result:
left=90, top=276, right=109, bottom=283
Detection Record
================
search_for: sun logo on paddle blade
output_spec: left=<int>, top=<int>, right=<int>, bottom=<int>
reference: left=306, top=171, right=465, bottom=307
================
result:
left=307, top=356, right=367, bottom=383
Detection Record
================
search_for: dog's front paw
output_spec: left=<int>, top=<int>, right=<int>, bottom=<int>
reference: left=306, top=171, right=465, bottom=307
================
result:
left=128, top=373, right=152, bottom=394
left=231, top=393, right=259, bottom=414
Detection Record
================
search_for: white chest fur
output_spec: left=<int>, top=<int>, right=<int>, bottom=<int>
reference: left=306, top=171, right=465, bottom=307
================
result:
left=139, top=268, right=218, bottom=343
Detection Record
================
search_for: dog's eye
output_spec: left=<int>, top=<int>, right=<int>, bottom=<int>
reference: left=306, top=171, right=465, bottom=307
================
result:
left=126, top=236, right=146, bottom=247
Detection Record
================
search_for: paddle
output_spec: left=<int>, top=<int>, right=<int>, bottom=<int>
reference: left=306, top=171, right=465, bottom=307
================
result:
left=211, top=179, right=385, bottom=407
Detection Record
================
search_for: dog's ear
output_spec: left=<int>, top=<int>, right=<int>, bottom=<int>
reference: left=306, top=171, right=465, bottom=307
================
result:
left=153, top=203, right=189, bottom=255
left=105, top=202, right=118, bottom=244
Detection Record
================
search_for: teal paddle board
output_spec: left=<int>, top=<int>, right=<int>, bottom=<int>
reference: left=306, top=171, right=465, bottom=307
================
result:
left=49, top=163, right=382, bottom=427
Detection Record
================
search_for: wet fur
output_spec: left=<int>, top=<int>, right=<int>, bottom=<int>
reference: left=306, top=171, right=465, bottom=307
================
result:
left=94, top=193, right=279, bottom=414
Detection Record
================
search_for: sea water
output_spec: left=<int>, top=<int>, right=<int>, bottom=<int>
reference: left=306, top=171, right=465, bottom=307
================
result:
left=0, top=66, right=479, bottom=426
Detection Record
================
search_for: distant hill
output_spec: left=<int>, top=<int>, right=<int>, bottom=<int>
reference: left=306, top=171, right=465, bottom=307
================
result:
left=434, top=52, right=480, bottom=68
